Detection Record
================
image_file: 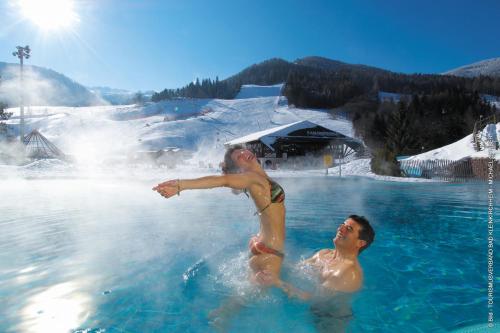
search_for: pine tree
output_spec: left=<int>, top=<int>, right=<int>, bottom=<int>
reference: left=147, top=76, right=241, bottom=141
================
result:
left=132, top=92, right=145, bottom=105
left=385, top=101, right=414, bottom=155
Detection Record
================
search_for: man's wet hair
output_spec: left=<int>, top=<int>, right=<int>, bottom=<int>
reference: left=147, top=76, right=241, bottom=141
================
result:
left=348, top=215, right=375, bottom=254
left=222, top=145, right=244, bottom=174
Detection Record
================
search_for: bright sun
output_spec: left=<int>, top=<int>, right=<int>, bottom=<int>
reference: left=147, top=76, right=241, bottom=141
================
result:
left=17, top=0, right=79, bottom=31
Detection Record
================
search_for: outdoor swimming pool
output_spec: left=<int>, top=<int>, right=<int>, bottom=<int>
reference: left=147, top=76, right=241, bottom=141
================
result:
left=0, top=176, right=498, bottom=332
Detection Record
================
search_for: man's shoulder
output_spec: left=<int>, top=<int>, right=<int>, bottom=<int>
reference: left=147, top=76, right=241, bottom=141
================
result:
left=313, top=248, right=333, bottom=259
left=317, top=249, right=332, bottom=255
left=325, top=257, right=362, bottom=280
left=340, top=261, right=361, bottom=273
left=323, top=265, right=363, bottom=293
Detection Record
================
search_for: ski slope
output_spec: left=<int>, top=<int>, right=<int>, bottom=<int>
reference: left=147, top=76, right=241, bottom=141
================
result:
left=235, top=84, right=284, bottom=99
left=5, top=84, right=354, bottom=166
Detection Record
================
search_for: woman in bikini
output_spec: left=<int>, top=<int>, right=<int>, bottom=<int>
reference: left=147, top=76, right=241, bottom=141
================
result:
left=153, top=145, right=285, bottom=286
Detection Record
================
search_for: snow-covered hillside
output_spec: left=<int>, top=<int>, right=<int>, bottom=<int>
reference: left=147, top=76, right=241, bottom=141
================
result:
left=4, top=84, right=353, bottom=166
left=444, top=57, right=500, bottom=78
left=404, top=123, right=500, bottom=161
left=235, top=84, right=283, bottom=99
left=4, top=82, right=498, bottom=184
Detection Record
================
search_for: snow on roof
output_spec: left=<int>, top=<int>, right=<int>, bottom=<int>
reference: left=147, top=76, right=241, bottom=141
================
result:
left=225, top=120, right=344, bottom=150
left=378, top=91, right=407, bottom=102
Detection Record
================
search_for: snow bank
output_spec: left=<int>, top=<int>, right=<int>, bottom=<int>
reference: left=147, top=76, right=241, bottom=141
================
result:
left=21, top=158, right=72, bottom=171
left=405, top=123, right=500, bottom=161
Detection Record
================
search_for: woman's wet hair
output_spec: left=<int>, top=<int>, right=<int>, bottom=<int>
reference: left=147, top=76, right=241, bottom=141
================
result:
left=348, top=215, right=375, bottom=254
left=222, top=145, right=244, bottom=174
left=221, top=145, right=250, bottom=196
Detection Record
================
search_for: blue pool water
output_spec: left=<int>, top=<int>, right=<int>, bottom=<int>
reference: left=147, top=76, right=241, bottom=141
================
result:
left=0, top=177, right=498, bottom=332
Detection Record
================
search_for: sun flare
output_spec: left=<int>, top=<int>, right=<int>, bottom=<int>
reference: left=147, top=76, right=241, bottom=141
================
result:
left=16, top=0, right=79, bottom=31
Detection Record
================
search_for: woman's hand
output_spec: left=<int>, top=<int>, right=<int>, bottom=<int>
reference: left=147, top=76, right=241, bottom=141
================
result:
left=277, top=280, right=312, bottom=300
left=255, top=270, right=280, bottom=287
left=153, top=179, right=180, bottom=198
left=255, top=273, right=312, bottom=300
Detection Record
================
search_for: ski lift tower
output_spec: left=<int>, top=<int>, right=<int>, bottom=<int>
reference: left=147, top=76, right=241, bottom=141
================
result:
left=12, top=45, right=31, bottom=143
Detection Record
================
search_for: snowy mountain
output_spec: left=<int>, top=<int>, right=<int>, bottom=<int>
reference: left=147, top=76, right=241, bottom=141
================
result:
left=444, top=57, right=500, bottom=78
left=0, top=62, right=105, bottom=106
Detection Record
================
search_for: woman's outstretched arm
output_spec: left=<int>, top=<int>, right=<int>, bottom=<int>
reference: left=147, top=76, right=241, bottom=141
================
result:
left=153, top=173, right=259, bottom=198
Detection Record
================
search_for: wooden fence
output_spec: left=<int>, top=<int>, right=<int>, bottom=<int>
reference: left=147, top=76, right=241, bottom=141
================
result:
left=399, top=158, right=499, bottom=181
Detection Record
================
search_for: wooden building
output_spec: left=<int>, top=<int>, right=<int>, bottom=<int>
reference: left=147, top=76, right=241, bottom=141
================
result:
left=224, top=121, right=363, bottom=169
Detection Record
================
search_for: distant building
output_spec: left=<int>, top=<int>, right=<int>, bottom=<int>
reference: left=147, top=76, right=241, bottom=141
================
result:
left=378, top=91, right=410, bottom=104
left=224, top=120, right=364, bottom=169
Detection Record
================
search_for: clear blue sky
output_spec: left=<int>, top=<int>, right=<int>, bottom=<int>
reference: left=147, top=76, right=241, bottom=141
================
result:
left=0, top=0, right=499, bottom=92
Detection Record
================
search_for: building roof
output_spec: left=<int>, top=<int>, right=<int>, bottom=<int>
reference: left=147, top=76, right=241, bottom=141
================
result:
left=224, top=120, right=361, bottom=150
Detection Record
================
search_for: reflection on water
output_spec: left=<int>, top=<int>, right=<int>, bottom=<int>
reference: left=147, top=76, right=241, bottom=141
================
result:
left=0, top=177, right=499, bottom=332
left=20, top=281, right=91, bottom=333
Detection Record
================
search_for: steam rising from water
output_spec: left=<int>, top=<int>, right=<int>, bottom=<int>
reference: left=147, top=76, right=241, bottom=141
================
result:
left=0, top=64, right=105, bottom=107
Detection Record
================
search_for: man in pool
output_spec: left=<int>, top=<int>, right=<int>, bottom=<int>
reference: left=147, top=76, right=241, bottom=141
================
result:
left=302, top=214, right=375, bottom=293
left=269, top=215, right=375, bottom=297
left=272, top=215, right=375, bottom=332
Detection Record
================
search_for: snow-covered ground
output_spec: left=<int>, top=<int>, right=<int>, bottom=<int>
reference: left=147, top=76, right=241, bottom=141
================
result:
left=2, top=84, right=353, bottom=172
left=3, top=84, right=495, bottom=182
left=404, top=123, right=500, bottom=161
left=235, top=84, right=284, bottom=99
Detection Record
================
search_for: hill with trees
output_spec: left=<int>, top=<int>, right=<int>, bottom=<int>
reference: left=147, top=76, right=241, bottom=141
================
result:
left=151, top=56, right=500, bottom=176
